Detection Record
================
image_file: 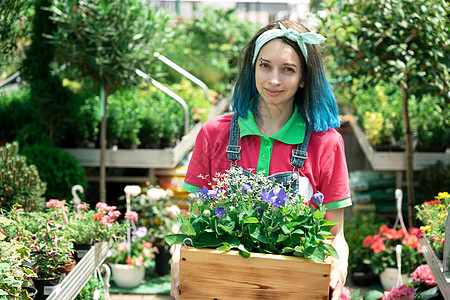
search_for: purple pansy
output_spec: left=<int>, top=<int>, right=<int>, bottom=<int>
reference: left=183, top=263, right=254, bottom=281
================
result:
left=311, top=191, right=324, bottom=206
left=215, top=207, right=226, bottom=218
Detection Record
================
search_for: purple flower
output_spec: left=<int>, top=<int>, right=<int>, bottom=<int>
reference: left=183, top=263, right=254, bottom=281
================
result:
left=215, top=207, right=226, bottom=218
left=196, top=186, right=217, bottom=201
left=260, top=188, right=269, bottom=203
left=242, top=183, right=252, bottom=195
left=132, top=226, right=148, bottom=239
left=311, top=192, right=324, bottom=206
left=271, top=189, right=288, bottom=207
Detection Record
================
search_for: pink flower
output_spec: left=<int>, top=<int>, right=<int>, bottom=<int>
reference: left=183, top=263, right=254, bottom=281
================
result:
left=383, top=284, right=415, bottom=299
left=135, top=256, right=144, bottom=266
left=96, top=202, right=108, bottom=212
left=125, top=211, right=139, bottom=222
left=340, top=287, right=351, bottom=300
left=117, top=242, right=127, bottom=252
left=411, top=264, right=437, bottom=287
left=76, top=203, right=88, bottom=210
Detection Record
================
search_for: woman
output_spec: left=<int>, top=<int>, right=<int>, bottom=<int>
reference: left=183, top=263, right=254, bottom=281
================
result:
left=171, top=19, right=352, bottom=300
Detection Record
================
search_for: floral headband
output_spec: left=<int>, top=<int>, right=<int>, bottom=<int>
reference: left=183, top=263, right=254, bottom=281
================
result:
left=252, top=22, right=326, bottom=65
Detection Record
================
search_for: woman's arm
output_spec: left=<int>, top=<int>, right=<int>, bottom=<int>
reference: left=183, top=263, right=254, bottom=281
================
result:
left=326, top=208, right=349, bottom=300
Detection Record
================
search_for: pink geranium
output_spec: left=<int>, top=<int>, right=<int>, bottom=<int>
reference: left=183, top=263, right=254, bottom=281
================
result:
left=383, top=284, right=415, bottom=300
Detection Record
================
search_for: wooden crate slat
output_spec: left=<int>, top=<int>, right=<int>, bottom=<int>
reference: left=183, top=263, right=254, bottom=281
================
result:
left=179, top=247, right=331, bottom=300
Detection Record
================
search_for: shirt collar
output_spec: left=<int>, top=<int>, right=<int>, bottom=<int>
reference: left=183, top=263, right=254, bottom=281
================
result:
left=238, top=106, right=305, bottom=144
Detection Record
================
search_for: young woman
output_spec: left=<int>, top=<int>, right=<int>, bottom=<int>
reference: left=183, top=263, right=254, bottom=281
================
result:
left=171, top=19, right=352, bottom=300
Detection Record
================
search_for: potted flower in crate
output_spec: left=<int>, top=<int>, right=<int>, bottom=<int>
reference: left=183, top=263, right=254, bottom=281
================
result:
left=165, top=168, right=339, bottom=298
left=130, top=186, right=180, bottom=275
left=0, top=216, right=38, bottom=299
left=362, top=225, right=425, bottom=290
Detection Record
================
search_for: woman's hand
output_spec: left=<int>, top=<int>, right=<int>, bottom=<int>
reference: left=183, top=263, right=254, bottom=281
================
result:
left=170, top=244, right=181, bottom=300
left=325, top=208, right=349, bottom=300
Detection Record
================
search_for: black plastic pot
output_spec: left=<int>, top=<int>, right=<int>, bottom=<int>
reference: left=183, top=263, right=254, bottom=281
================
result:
left=22, top=286, right=38, bottom=299
left=32, top=276, right=61, bottom=300
left=154, top=244, right=171, bottom=276
left=73, top=242, right=93, bottom=263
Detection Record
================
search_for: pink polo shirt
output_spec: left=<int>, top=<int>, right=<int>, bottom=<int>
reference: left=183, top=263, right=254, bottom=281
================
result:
left=182, top=113, right=352, bottom=210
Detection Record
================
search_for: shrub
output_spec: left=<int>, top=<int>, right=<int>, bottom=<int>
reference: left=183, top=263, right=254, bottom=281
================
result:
left=20, top=144, right=87, bottom=201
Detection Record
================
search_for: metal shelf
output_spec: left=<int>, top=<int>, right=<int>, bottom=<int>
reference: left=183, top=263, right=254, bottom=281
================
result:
left=47, top=242, right=110, bottom=300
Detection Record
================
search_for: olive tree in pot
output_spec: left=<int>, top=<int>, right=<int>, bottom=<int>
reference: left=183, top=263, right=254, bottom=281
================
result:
left=44, top=0, right=169, bottom=202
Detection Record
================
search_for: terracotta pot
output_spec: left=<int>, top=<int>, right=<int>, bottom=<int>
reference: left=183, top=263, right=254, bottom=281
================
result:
left=56, top=259, right=76, bottom=276
left=109, top=263, right=145, bottom=289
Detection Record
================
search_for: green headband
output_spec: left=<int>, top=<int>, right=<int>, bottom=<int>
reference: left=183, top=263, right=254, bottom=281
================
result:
left=252, top=23, right=326, bottom=65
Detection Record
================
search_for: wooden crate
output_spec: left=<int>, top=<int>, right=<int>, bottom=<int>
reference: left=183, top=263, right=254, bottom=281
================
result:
left=179, top=247, right=331, bottom=300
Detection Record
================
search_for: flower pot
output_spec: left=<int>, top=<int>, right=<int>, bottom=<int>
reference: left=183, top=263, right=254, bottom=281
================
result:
left=155, top=244, right=171, bottom=276
left=32, top=276, right=61, bottom=300
left=73, top=243, right=93, bottom=263
left=56, top=259, right=76, bottom=277
left=379, top=267, right=409, bottom=290
left=179, top=247, right=331, bottom=299
left=109, top=263, right=145, bottom=289
left=349, top=269, right=379, bottom=287
left=22, top=286, right=38, bottom=299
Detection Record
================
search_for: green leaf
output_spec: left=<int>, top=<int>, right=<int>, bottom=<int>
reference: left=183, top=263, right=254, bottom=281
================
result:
left=249, top=225, right=269, bottom=244
left=194, top=233, right=223, bottom=247
left=221, top=234, right=241, bottom=247
left=180, top=219, right=196, bottom=235
left=363, top=290, right=384, bottom=300
left=313, top=209, right=323, bottom=220
left=217, top=242, right=231, bottom=252
left=281, top=247, right=295, bottom=255
left=304, top=246, right=325, bottom=263
left=322, top=243, right=340, bottom=259
left=281, top=224, right=290, bottom=234
left=165, top=234, right=189, bottom=245
left=244, top=217, right=259, bottom=224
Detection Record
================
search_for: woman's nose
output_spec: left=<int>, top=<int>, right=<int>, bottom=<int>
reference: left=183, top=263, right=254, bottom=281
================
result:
left=268, top=70, right=281, bottom=85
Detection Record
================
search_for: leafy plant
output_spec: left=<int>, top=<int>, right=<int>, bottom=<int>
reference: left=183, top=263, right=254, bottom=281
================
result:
left=362, top=225, right=425, bottom=275
left=0, top=141, right=46, bottom=211
left=0, top=216, right=37, bottom=299
left=166, top=168, right=339, bottom=263
left=20, top=144, right=87, bottom=201
left=415, top=192, right=450, bottom=256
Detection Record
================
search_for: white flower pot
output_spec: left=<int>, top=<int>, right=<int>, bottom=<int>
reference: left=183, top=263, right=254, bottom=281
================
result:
left=379, top=267, right=409, bottom=290
left=109, top=263, right=145, bottom=289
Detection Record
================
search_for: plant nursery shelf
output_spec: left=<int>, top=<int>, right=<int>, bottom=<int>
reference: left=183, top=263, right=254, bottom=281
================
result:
left=420, top=238, right=450, bottom=300
left=47, top=242, right=110, bottom=300
left=346, top=114, right=449, bottom=171
left=179, top=247, right=331, bottom=300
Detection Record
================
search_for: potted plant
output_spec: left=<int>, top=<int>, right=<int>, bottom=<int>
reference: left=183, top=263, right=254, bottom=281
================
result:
left=362, top=225, right=426, bottom=290
left=0, top=216, right=38, bottom=299
left=415, top=191, right=450, bottom=258
left=67, top=201, right=126, bottom=262
left=130, top=185, right=180, bottom=275
left=107, top=225, right=155, bottom=288
left=165, top=168, right=339, bottom=298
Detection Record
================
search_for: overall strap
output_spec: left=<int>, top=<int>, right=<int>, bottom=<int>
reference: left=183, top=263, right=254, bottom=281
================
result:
left=226, top=113, right=241, bottom=161
left=291, top=122, right=313, bottom=169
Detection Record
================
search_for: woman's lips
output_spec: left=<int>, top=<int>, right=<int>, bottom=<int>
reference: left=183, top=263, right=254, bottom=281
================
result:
left=264, top=88, right=283, bottom=97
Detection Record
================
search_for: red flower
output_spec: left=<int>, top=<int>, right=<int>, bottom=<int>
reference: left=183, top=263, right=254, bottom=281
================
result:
left=125, top=257, right=133, bottom=265
left=93, top=213, right=103, bottom=221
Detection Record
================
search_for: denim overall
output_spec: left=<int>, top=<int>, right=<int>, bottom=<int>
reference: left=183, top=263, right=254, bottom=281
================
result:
left=225, top=113, right=313, bottom=196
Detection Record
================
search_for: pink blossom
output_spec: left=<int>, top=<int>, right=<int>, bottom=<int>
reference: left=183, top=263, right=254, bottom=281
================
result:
left=117, top=242, right=127, bottom=252
left=383, top=284, right=415, bottom=300
left=96, top=202, right=108, bottom=212
left=135, top=256, right=144, bottom=266
left=411, top=264, right=437, bottom=286
left=125, top=211, right=139, bottom=222
left=340, top=287, right=351, bottom=300
left=76, top=203, right=88, bottom=210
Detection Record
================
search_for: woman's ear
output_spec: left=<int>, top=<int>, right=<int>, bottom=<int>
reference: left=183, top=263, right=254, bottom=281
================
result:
left=300, top=82, right=305, bottom=88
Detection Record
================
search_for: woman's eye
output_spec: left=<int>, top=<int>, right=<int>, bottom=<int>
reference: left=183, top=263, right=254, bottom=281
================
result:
left=284, top=67, right=295, bottom=73
left=259, top=63, right=270, bottom=69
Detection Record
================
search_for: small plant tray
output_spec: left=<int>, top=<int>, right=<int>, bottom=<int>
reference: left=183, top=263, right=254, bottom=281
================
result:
left=179, top=247, right=331, bottom=300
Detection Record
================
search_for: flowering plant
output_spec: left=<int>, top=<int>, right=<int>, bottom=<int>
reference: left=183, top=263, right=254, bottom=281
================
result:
left=67, top=202, right=126, bottom=244
left=362, top=225, right=425, bottom=275
left=415, top=192, right=450, bottom=256
left=107, top=226, right=155, bottom=267
left=166, top=169, right=339, bottom=263
left=5, top=200, right=75, bottom=279
left=130, top=186, right=180, bottom=246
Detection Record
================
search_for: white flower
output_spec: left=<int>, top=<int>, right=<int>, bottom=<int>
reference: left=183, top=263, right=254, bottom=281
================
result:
left=124, top=185, right=141, bottom=196
left=147, top=188, right=167, bottom=200
left=167, top=205, right=181, bottom=219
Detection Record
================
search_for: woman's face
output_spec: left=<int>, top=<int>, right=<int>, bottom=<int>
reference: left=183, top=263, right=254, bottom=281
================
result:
left=254, top=38, right=303, bottom=109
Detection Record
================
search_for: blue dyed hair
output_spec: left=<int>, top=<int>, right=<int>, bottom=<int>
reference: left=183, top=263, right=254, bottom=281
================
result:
left=231, top=20, right=341, bottom=132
